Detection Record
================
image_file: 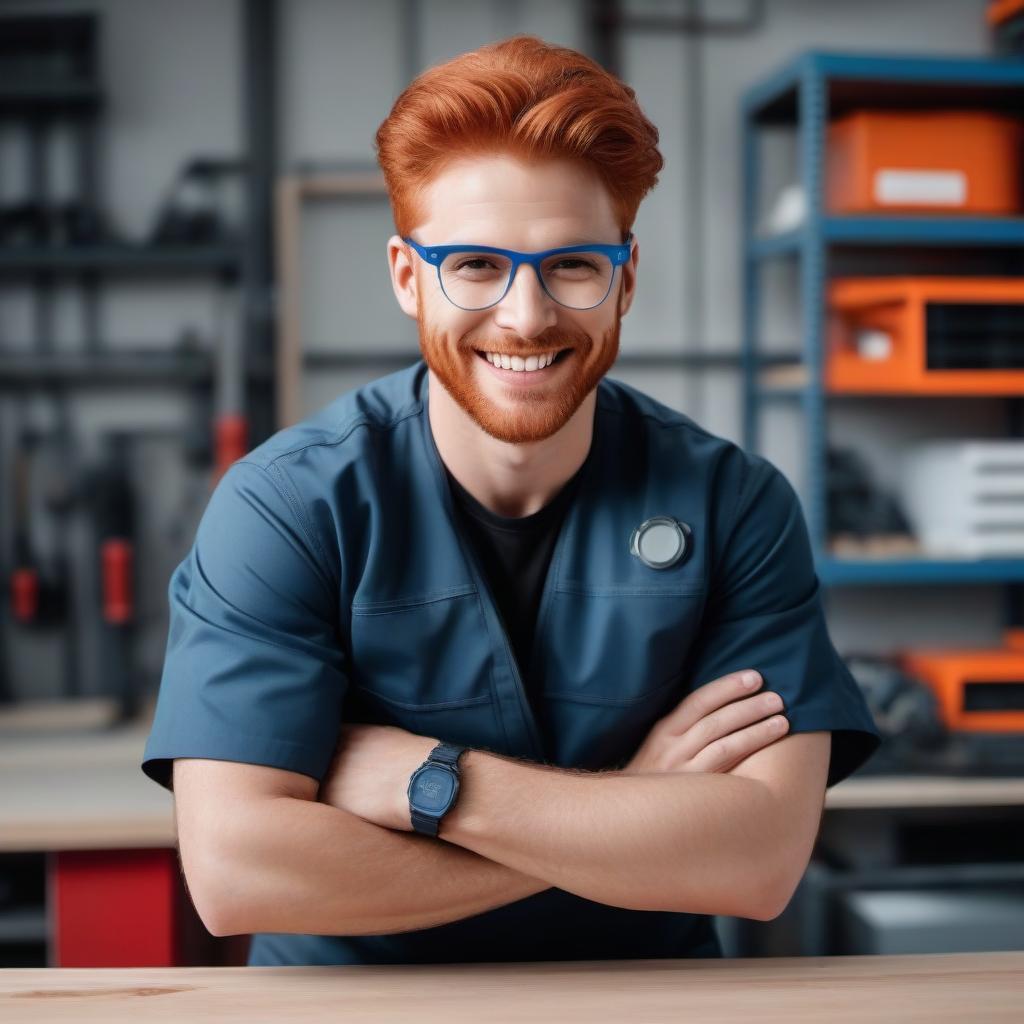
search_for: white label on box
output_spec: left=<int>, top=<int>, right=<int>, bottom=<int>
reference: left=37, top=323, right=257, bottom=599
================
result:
left=874, top=169, right=967, bottom=206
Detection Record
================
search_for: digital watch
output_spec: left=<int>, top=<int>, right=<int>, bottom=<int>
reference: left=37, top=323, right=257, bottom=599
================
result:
left=407, top=741, right=468, bottom=837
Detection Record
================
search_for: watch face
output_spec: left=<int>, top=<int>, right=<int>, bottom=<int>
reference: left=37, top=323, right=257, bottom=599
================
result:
left=410, top=766, right=456, bottom=813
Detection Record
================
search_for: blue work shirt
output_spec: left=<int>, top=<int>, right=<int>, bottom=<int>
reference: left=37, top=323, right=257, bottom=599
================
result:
left=141, top=358, right=881, bottom=965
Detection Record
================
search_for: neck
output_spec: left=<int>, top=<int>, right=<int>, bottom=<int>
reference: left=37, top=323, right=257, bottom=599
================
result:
left=427, top=369, right=595, bottom=518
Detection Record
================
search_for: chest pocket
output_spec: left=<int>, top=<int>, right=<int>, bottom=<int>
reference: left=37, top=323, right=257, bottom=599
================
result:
left=540, top=586, right=707, bottom=769
left=347, top=586, right=501, bottom=748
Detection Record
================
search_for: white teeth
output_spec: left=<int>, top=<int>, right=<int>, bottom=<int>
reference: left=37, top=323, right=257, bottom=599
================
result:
left=482, top=350, right=561, bottom=372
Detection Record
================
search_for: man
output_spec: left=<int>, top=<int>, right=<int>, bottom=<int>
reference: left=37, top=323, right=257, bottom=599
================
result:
left=142, top=35, right=880, bottom=966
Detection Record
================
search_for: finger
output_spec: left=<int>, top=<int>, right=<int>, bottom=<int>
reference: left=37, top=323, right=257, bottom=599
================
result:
left=711, top=688, right=786, bottom=737
left=661, top=669, right=762, bottom=736
left=686, top=715, right=790, bottom=773
left=662, top=687, right=784, bottom=764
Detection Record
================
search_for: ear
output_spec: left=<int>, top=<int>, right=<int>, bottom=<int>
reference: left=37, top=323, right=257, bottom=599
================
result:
left=387, top=234, right=418, bottom=319
left=617, top=235, right=639, bottom=319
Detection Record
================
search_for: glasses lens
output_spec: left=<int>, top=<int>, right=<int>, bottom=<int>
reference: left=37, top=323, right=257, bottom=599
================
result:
left=439, top=250, right=615, bottom=310
left=440, top=252, right=514, bottom=310
left=540, top=252, right=614, bottom=309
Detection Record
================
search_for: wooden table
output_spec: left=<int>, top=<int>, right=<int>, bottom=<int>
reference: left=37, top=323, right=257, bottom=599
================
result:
left=1, top=953, right=1022, bottom=1021
left=3, top=698, right=1024, bottom=967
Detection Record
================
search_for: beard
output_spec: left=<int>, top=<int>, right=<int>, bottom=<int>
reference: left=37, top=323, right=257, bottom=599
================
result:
left=416, top=286, right=623, bottom=445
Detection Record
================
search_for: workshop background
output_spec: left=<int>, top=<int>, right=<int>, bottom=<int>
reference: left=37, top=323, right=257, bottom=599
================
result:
left=2, top=0, right=1023, bottom=969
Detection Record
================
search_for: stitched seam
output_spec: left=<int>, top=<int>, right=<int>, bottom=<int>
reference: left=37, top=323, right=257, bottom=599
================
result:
left=352, top=586, right=477, bottom=613
left=597, top=386, right=722, bottom=441
left=259, top=401, right=424, bottom=465
left=720, top=452, right=767, bottom=557
left=355, top=687, right=493, bottom=712
left=238, top=459, right=337, bottom=599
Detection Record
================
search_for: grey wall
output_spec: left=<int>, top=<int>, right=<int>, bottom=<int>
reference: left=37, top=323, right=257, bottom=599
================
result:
left=0, top=0, right=1007, bottom=705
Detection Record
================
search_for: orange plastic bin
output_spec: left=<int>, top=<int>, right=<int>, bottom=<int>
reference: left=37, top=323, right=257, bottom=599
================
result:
left=826, top=110, right=1023, bottom=215
left=826, top=276, right=1024, bottom=394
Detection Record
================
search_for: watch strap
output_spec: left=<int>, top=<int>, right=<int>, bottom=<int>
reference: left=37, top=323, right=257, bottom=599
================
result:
left=427, top=741, right=467, bottom=767
left=410, top=805, right=444, bottom=836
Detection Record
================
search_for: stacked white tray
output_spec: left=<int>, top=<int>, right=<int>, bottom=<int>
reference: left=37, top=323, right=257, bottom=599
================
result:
left=898, top=441, right=1024, bottom=557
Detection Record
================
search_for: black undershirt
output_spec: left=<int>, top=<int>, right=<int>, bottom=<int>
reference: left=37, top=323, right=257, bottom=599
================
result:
left=444, top=457, right=589, bottom=721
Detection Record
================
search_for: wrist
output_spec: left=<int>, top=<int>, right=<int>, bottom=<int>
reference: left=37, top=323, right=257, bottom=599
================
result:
left=395, top=734, right=439, bottom=831
left=406, top=741, right=470, bottom=837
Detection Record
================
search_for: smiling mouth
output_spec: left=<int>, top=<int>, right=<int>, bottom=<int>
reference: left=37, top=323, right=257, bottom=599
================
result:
left=474, top=347, right=573, bottom=366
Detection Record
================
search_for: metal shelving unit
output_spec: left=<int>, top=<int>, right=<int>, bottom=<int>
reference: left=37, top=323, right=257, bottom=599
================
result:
left=0, top=1, right=277, bottom=970
left=739, top=47, right=1024, bottom=957
left=0, top=2, right=274, bottom=419
left=741, top=50, right=1024, bottom=593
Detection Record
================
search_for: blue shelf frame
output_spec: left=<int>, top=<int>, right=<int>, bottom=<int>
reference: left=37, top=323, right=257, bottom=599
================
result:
left=740, top=50, right=1024, bottom=594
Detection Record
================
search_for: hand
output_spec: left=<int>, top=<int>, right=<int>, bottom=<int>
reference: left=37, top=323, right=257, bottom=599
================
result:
left=622, top=669, right=788, bottom=775
left=317, top=723, right=437, bottom=831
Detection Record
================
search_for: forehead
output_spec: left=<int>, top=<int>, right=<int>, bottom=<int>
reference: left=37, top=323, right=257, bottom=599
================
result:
left=413, top=153, right=619, bottom=246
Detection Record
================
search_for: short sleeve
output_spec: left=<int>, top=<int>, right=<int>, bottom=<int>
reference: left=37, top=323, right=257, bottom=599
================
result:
left=141, top=459, right=347, bottom=793
left=683, top=451, right=881, bottom=788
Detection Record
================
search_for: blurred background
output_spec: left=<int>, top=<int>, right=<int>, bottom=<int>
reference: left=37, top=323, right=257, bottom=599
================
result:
left=1, top=0, right=1023, bottom=969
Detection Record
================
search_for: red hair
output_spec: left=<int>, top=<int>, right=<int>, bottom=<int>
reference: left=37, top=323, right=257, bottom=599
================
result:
left=374, top=34, right=664, bottom=239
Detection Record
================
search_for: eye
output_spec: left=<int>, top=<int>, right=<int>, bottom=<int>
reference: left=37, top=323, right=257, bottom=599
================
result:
left=454, top=258, right=496, bottom=271
left=552, top=258, right=599, bottom=270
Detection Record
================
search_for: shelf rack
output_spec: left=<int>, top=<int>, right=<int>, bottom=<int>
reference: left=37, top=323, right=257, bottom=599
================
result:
left=0, top=0, right=275, bottom=435
left=740, top=50, right=1024, bottom=594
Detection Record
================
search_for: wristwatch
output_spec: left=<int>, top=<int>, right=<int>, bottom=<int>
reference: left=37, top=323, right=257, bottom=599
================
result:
left=407, top=741, right=468, bottom=837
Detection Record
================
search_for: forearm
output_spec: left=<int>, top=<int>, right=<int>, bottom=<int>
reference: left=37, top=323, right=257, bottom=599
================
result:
left=441, top=750, right=779, bottom=920
left=211, top=795, right=551, bottom=937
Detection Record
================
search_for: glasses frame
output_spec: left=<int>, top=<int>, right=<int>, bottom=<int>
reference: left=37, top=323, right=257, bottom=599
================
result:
left=402, top=231, right=634, bottom=311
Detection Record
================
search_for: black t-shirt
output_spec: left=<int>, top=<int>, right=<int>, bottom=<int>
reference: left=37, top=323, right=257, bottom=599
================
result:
left=444, top=456, right=590, bottom=720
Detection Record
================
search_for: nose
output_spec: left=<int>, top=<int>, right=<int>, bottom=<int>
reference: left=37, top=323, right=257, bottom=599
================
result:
left=492, top=261, right=557, bottom=338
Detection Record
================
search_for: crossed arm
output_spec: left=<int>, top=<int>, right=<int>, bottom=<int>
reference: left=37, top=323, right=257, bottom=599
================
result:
left=176, top=727, right=830, bottom=937
left=431, top=744, right=822, bottom=918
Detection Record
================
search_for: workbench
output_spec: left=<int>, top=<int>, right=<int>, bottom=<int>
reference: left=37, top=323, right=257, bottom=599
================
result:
left=1, top=953, right=1022, bottom=1022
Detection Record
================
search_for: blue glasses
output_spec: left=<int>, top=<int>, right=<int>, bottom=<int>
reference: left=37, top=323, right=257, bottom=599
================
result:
left=402, top=232, right=633, bottom=311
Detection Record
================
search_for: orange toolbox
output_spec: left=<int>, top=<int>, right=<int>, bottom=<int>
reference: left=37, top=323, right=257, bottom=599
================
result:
left=825, top=276, right=1024, bottom=394
left=826, top=110, right=1023, bottom=215
left=899, top=648, right=1024, bottom=733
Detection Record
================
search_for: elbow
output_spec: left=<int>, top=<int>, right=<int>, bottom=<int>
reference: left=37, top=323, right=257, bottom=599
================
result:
left=196, top=887, right=238, bottom=938
left=749, top=890, right=789, bottom=923
left=748, top=854, right=806, bottom=922
left=178, top=844, right=242, bottom=938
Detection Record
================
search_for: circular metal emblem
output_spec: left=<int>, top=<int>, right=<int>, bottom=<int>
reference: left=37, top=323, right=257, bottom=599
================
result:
left=629, top=516, right=692, bottom=570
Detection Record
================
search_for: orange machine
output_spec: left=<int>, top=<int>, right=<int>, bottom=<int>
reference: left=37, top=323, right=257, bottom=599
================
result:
left=826, top=110, right=1022, bottom=215
left=900, top=648, right=1024, bottom=733
left=825, top=276, right=1024, bottom=394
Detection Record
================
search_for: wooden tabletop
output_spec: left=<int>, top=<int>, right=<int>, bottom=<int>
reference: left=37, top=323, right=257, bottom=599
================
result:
left=1, top=699, right=1022, bottom=851
left=1, top=952, right=1022, bottom=1021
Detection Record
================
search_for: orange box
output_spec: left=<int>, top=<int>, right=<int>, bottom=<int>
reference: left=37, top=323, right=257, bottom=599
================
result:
left=826, top=276, right=1024, bottom=394
left=1005, top=628, right=1024, bottom=651
left=826, top=110, right=1023, bottom=214
left=899, top=649, right=1024, bottom=733
left=988, top=0, right=1024, bottom=26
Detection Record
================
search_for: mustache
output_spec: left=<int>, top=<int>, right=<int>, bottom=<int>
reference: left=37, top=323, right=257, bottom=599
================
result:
left=467, top=335, right=589, bottom=357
